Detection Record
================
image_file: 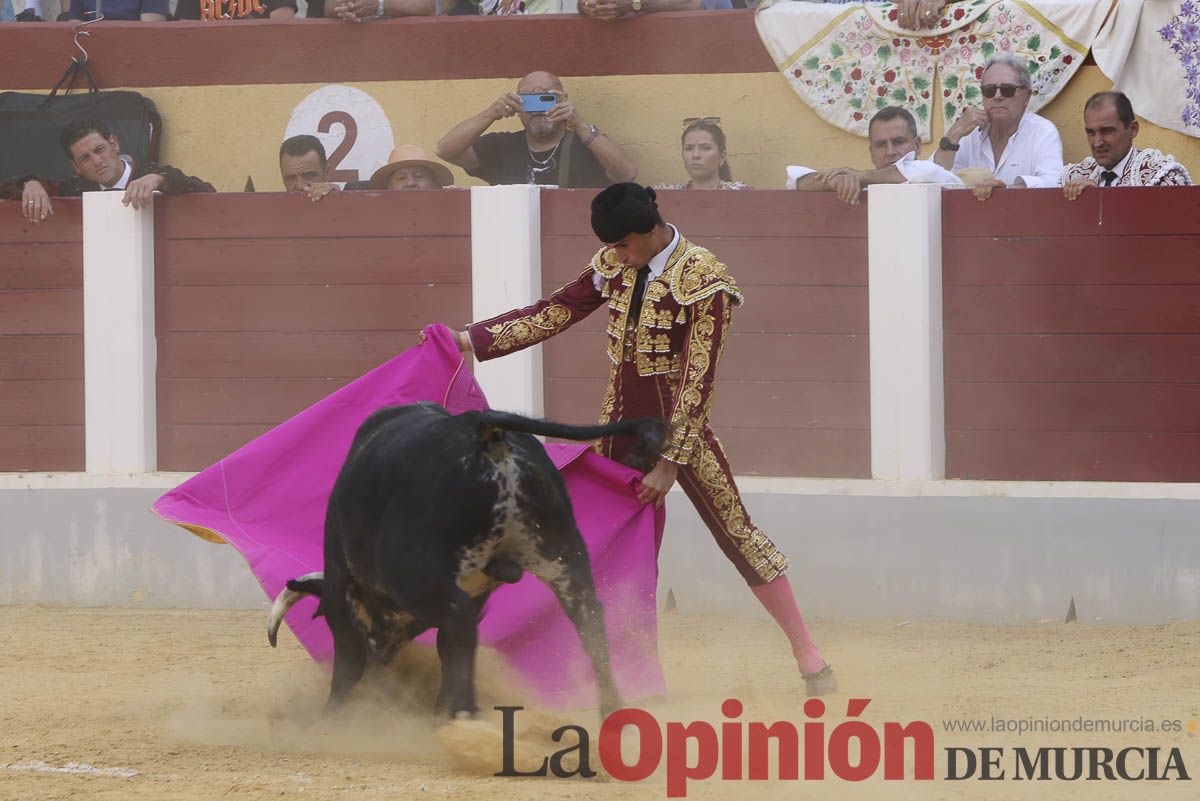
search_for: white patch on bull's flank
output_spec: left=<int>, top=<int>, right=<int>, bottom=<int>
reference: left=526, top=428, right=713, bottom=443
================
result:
left=454, top=451, right=530, bottom=597
left=6, top=760, right=138, bottom=778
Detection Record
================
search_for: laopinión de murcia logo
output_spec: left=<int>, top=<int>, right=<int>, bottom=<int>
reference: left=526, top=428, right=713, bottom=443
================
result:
left=494, top=700, right=1192, bottom=797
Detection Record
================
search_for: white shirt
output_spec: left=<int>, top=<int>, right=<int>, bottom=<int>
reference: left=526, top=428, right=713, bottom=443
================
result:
left=785, top=151, right=964, bottom=189
left=1101, top=148, right=1133, bottom=185
left=950, top=111, right=1063, bottom=188
left=105, top=158, right=133, bottom=191
left=591, top=224, right=680, bottom=291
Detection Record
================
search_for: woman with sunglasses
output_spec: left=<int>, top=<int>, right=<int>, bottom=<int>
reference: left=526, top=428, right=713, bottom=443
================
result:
left=932, top=53, right=1063, bottom=200
left=655, top=118, right=749, bottom=191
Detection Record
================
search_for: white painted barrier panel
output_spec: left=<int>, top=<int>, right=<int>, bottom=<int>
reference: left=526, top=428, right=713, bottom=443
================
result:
left=82, top=191, right=157, bottom=473
left=469, top=185, right=544, bottom=418
left=867, top=184, right=945, bottom=480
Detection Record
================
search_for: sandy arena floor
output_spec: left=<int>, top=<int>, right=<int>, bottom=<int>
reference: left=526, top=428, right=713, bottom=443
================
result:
left=1, top=605, right=1197, bottom=801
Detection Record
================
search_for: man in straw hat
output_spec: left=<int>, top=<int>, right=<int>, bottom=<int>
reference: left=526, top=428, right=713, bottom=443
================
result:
left=368, top=145, right=455, bottom=191
left=431, top=183, right=837, bottom=696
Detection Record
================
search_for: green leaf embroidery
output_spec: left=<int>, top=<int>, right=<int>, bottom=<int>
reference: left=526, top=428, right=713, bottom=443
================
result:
left=976, top=10, right=989, bottom=23
left=1050, top=45, right=1062, bottom=60
left=831, top=68, right=844, bottom=83
left=981, top=41, right=995, bottom=58
left=831, top=43, right=844, bottom=59
left=892, top=88, right=909, bottom=102
left=804, top=56, right=821, bottom=70
left=945, top=102, right=957, bottom=119
left=916, top=104, right=929, bottom=121
left=1027, top=34, right=1041, bottom=51
left=913, top=76, right=930, bottom=91
left=849, top=98, right=863, bottom=110
left=876, top=97, right=888, bottom=110
left=943, top=74, right=960, bottom=90
left=877, top=46, right=892, bottom=61
left=1028, top=60, right=1040, bottom=74
left=965, top=84, right=980, bottom=100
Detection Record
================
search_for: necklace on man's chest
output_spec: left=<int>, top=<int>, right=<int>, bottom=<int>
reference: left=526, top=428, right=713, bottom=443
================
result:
left=527, top=139, right=563, bottom=183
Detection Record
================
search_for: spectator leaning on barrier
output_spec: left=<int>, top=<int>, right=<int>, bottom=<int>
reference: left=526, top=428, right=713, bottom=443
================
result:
left=1, top=119, right=214, bottom=224
left=435, top=70, right=636, bottom=189
left=175, top=0, right=296, bottom=21
left=787, top=106, right=963, bottom=205
left=1061, top=91, right=1192, bottom=201
left=278, top=135, right=344, bottom=202
left=320, top=0, right=459, bottom=21
left=368, top=145, right=455, bottom=190
left=932, top=53, right=1063, bottom=201
left=68, top=0, right=166, bottom=20
left=576, top=0, right=698, bottom=20
left=654, top=117, right=748, bottom=191
left=827, top=0, right=946, bottom=31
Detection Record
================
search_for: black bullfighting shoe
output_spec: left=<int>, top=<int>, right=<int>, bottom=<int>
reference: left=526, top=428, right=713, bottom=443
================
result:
left=803, top=663, right=837, bottom=697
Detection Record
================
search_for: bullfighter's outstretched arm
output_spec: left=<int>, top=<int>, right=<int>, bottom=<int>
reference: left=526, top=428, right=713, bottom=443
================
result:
left=467, top=266, right=606, bottom=360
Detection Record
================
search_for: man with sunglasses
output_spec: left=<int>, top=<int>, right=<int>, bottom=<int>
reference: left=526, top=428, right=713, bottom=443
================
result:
left=787, top=106, right=962, bottom=204
left=1061, top=91, right=1191, bottom=200
left=932, top=54, right=1063, bottom=200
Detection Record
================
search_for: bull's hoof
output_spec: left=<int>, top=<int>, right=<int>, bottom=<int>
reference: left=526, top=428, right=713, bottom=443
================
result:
left=802, top=664, right=837, bottom=697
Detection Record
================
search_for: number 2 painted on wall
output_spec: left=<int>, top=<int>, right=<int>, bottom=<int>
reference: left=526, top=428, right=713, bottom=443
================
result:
left=319, top=111, right=359, bottom=183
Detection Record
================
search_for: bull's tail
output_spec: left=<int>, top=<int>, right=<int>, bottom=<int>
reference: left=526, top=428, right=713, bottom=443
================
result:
left=471, top=410, right=668, bottom=472
left=267, top=571, right=324, bottom=648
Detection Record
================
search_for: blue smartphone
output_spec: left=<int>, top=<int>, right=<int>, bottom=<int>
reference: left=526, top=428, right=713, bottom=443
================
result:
left=520, top=93, right=558, bottom=113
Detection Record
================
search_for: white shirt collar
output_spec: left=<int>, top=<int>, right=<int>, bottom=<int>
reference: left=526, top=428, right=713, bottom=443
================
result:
left=1102, top=147, right=1135, bottom=184
left=108, top=158, right=133, bottom=190
left=646, top=224, right=680, bottom=281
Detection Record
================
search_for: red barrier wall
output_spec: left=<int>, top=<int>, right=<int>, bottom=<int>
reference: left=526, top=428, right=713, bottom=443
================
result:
left=0, top=200, right=84, bottom=472
left=0, top=12, right=771, bottom=90
left=154, top=191, right=472, bottom=471
left=943, top=186, right=1200, bottom=481
left=540, top=190, right=870, bottom=478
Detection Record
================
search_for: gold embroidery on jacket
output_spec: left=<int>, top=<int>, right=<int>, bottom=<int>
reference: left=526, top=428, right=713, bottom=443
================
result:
left=485, top=304, right=572, bottom=353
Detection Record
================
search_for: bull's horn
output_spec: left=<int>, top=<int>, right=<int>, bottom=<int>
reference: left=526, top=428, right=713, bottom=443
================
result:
left=266, top=572, right=323, bottom=647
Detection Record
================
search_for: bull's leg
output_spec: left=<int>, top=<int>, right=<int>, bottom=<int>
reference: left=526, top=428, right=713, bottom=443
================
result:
left=521, top=538, right=622, bottom=718
left=322, top=608, right=368, bottom=716
left=434, top=588, right=480, bottom=719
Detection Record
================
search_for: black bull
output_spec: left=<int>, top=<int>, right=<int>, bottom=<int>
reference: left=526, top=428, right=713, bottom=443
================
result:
left=267, top=402, right=667, bottom=719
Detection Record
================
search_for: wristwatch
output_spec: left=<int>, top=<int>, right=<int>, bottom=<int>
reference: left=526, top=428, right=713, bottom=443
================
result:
left=631, top=0, right=642, bottom=10
left=939, top=136, right=960, bottom=152
left=582, top=124, right=600, bottom=146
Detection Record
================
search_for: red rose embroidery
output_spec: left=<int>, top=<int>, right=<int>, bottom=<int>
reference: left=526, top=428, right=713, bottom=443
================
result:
left=884, top=69, right=897, bottom=82
left=844, top=83, right=853, bottom=93
left=975, top=66, right=985, bottom=77
left=953, top=7, right=964, bottom=19
left=853, top=112, right=864, bottom=121
left=1063, top=55, right=1073, bottom=65
left=793, top=69, right=802, bottom=77
left=851, top=67, right=863, bottom=80
left=878, top=86, right=888, bottom=96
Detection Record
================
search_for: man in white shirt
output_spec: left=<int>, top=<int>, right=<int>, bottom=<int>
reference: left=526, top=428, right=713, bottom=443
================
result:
left=1062, top=91, right=1192, bottom=200
left=787, top=106, right=963, bottom=205
left=932, top=53, right=1064, bottom=201
left=5, top=119, right=214, bottom=224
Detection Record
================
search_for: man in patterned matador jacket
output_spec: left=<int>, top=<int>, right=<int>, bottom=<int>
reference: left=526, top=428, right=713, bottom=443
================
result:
left=1062, top=91, right=1191, bottom=201
left=441, top=183, right=836, bottom=696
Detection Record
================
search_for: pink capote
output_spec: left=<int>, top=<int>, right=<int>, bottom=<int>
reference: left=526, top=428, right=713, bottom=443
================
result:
left=152, top=324, right=666, bottom=710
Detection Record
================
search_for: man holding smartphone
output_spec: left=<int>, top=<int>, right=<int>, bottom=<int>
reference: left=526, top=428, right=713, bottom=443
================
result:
left=435, top=70, right=637, bottom=188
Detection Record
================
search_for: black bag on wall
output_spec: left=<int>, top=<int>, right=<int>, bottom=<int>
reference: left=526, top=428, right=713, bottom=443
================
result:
left=0, top=60, right=162, bottom=183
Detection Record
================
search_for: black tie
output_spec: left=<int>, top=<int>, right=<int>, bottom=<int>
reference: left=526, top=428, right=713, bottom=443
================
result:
left=628, top=266, right=652, bottom=320
left=1100, top=170, right=1118, bottom=187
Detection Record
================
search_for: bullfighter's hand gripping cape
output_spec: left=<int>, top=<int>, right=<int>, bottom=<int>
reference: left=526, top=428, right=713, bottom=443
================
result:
left=152, top=324, right=666, bottom=710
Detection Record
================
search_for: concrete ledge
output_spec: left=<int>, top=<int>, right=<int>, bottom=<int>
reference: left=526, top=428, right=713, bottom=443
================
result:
left=2, top=484, right=1197, bottom=624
